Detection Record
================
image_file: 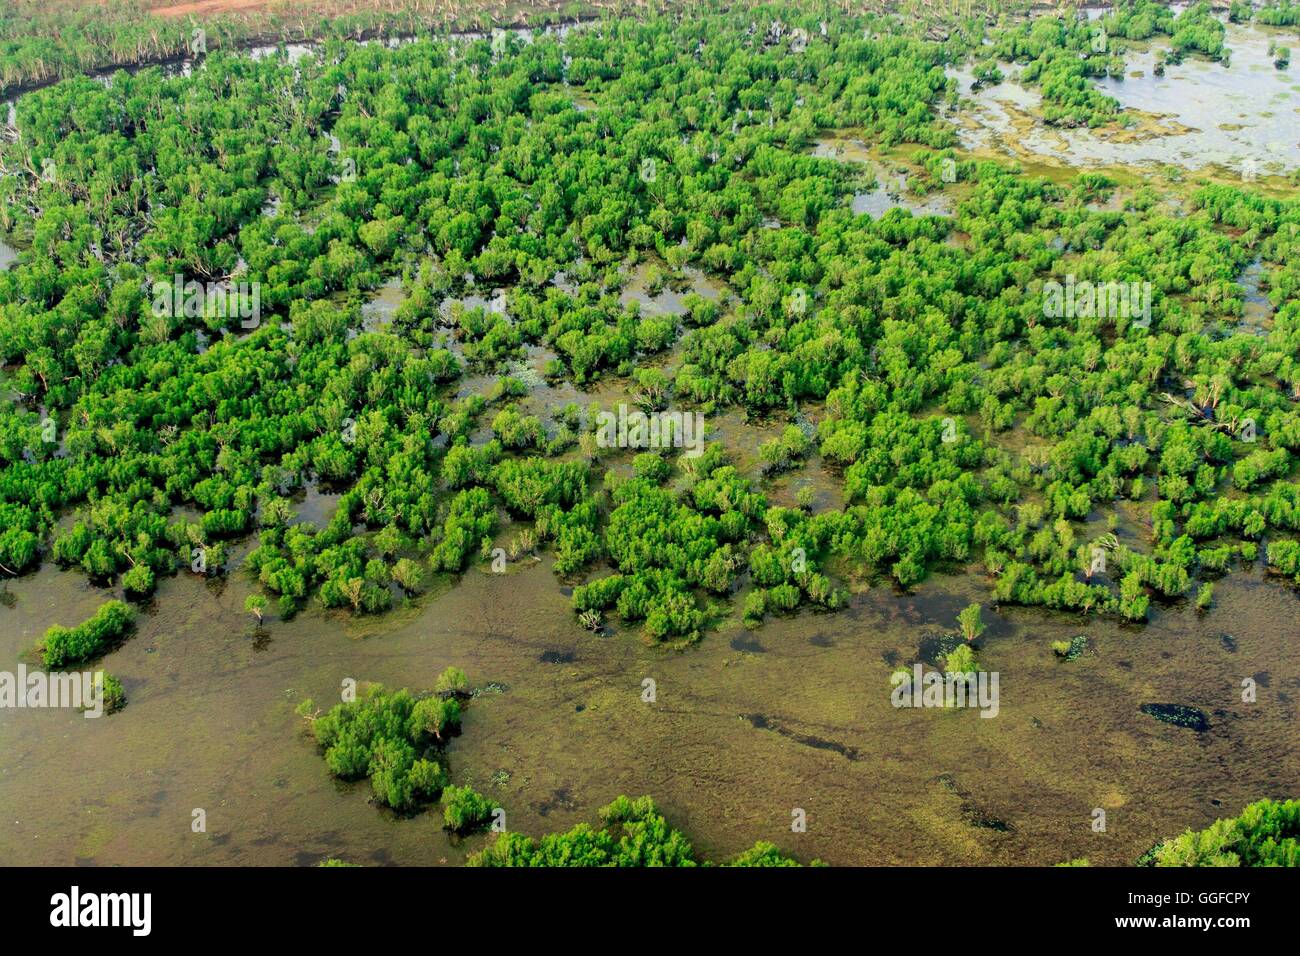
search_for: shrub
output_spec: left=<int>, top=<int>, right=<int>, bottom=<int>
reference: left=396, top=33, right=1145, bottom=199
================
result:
left=1151, top=799, right=1300, bottom=866
left=41, top=601, right=133, bottom=669
left=304, top=684, right=458, bottom=811
left=442, top=785, right=499, bottom=833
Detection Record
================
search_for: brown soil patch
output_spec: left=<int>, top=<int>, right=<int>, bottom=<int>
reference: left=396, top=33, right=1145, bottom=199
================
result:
left=150, top=0, right=273, bottom=17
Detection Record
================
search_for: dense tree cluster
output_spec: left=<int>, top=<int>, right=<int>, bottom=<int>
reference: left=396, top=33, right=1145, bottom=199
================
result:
left=40, top=599, right=132, bottom=668
left=984, top=1, right=1233, bottom=128
left=990, top=14, right=1124, bottom=127
left=469, top=794, right=810, bottom=866
left=298, top=667, right=467, bottom=812
left=442, top=784, right=500, bottom=833
left=1254, top=1, right=1300, bottom=27
left=0, top=0, right=594, bottom=94
left=0, top=3, right=1295, bottom=649
left=1146, top=798, right=1300, bottom=866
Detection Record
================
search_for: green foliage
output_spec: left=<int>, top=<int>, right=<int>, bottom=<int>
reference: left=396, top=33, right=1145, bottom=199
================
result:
left=956, top=603, right=985, bottom=642
left=41, top=599, right=132, bottom=668
left=98, top=671, right=126, bottom=714
left=758, top=425, right=812, bottom=474
left=1195, top=581, right=1213, bottom=611
left=469, top=794, right=808, bottom=867
left=0, top=0, right=603, bottom=93
left=945, top=642, right=978, bottom=674
left=1257, top=2, right=1300, bottom=27
left=0, top=2, right=1296, bottom=648
left=442, top=785, right=499, bottom=833
left=120, top=562, right=155, bottom=597
left=244, top=593, right=267, bottom=622
left=1150, top=798, right=1300, bottom=867
left=1168, top=2, right=1229, bottom=63
left=306, top=682, right=462, bottom=812
left=391, top=557, right=426, bottom=594
left=435, top=666, right=469, bottom=696
left=1051, top=634, right=1088, bottom=661
left=993, top=14, right=1123, bottom=127
left=429, top=489, right=497, bottom=574
left=725, top=841, right=817, bottom=867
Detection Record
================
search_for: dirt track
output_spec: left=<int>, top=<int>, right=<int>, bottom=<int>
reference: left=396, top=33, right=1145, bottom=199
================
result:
left=151, top=0, right=274, bottom=17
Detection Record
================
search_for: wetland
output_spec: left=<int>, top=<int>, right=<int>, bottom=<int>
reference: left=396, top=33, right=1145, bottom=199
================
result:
left=1, top=1, right=1298, bottom=867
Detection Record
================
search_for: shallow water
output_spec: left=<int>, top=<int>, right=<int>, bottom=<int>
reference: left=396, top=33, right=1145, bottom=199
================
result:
left=0, top=335, right=1293, bottom=866
left=360, top=277, right=406, bottom=333
left=618, top=260, right=728, bottom=315
left=851, top=175, right=953, bottom=219
left=951, top=20, right=1300, bottom=174
left=2, top=548, right=1295, bottom=866
left=292, top=481, right=343, bottom=527
left=2, top=9, right=1298, bottom=869
left=1237, top=257, right=1274, bottom=335
left=812, top=138, right=954, bottom=218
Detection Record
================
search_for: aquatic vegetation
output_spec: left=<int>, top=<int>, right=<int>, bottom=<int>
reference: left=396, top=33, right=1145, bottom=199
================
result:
left=434, top=665, right=468, bottom=697
left=1256, top=1, right=1300, bottom=27
left=725, top=841, right=820, bottom=867
left=992, top=15, right=1123, bottom=127
left=441, top=785, right=499, bottom=834
left=244, top=594, right=266, bottom=624
left=0, top=0, right=1294, bottom=879
left=1051, top=634, right=1088, bottom=662
left=1147, top=798, right=1300, bottom=867
left=0, top=0, right=594, bottom=94
left=468, top=794, right=808, bottom=867
left=39, top=599, right=133, bottom=668
left=0, top=7, right=1295, bottom=648
left=956, top=602, right=985, bottom=643
left=1139, top=702, right=1210, bottom=733
left=944, top=642, right=978, bottom=674
left=298, top=678, right=471, bottom=812
left=1167, top=2, right=1229, bottom=64
left=98, top=671, right=126, bottom=714
left=1195, top=581, right=1213, bottom=611
left=758, top=425, right=812, bottom=474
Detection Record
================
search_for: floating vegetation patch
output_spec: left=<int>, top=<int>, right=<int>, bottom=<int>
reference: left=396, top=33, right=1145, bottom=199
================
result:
left=1052, top=635, right=1089, bottom=662
left=1140, top=703, right=1210, bottom=733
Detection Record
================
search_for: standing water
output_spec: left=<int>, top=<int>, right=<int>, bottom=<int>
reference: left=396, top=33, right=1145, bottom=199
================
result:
left=951, top=20, right=1300, bottom=174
